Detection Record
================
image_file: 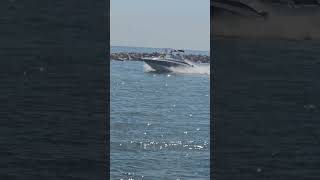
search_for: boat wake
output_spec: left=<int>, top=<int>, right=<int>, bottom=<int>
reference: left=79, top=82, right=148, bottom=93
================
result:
left=144, top=63, right=210, bottom=75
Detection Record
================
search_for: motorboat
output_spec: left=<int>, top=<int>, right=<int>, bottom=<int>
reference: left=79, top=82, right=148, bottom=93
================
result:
left=142, top=49, right=194, bottom=72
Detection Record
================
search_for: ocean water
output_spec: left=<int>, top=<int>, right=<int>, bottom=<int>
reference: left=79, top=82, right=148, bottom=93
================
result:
left=110, top=51, right=210, bottom=179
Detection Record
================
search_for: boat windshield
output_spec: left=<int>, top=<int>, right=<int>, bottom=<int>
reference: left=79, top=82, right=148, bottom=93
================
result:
left=165, top=50, right=185, bottom=61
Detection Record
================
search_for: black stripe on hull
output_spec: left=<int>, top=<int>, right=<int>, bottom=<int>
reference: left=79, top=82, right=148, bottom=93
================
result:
left=143, top=59, right=192, bottom=72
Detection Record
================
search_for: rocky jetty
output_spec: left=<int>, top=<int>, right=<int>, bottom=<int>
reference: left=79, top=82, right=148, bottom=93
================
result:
left=111, top=52, right=210, bottom=63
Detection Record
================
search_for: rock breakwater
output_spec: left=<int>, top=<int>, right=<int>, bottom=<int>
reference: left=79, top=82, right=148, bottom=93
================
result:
left=111, top=52, right=209, bottom=63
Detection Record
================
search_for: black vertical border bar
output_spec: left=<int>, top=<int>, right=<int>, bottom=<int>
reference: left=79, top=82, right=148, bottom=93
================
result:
left=107, top=0, right=111, bottom=178
left=0, top=0, right=110, bottom=179
left=210, top=1, right=320, bottom=179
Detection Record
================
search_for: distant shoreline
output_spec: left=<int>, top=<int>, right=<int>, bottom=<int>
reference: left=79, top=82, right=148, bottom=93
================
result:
left=111, top=46, right=209, bottom=56
left=110, top=52, right=210, bottom=63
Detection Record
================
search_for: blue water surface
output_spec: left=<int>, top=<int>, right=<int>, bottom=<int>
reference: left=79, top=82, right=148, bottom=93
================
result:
left=111, top=59, right=210, bottom=179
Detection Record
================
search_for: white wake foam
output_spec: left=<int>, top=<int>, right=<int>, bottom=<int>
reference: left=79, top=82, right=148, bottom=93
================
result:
left=170, top=64, right=210, bottom=75
left=144, top=63, right=210, bottom=75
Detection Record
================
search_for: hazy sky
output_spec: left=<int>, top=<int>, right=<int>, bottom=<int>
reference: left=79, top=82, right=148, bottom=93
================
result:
left=111, top=0, right=209, bottom=51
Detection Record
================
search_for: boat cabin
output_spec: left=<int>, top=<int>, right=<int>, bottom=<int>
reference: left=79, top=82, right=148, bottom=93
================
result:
left=165, top=49, right=185, bottom=61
